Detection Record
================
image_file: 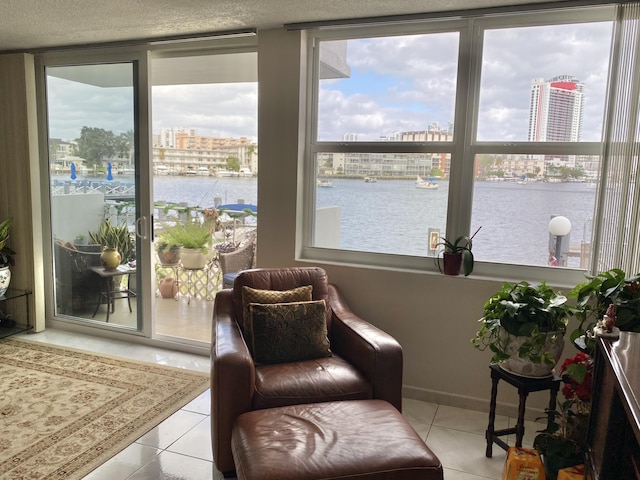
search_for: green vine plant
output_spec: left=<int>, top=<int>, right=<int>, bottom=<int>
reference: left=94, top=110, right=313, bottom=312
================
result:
left=472, top=281, right=575, bottom=365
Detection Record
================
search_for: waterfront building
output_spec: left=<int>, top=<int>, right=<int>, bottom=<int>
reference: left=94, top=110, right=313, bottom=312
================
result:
left=152, top=140, right=257, bottom=175
left=156, top=127, right=197, bottom=148
left=528, top=75, right=585, bottom=142
left=342, top=133, right=358, bottom=141
left=175, top=134, right=253, bottom=150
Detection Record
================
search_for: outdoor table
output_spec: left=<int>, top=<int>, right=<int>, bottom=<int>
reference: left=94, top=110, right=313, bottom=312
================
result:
left=90, top=264, right=136, bottom=322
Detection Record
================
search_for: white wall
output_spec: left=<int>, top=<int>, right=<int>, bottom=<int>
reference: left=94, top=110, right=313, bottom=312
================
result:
left=256, top=28, right=578, bottom=418
left=50, top=193, right=105, bottom=242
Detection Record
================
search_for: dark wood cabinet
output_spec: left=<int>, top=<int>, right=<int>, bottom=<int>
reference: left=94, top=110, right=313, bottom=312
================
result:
left=586, top=332, right=640, bottom=479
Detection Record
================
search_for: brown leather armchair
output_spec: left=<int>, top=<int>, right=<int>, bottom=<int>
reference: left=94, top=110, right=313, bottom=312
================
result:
left=211, top=267, right=403, bottom=476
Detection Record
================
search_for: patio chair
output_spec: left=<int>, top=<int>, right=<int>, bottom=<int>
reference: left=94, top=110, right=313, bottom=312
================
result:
left=54, top=240, right=103, bottom=313
left=219, top=233, right=256, bottom=288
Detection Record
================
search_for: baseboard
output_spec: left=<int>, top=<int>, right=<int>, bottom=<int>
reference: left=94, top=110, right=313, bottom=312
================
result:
left=402, top=384, right=547, bottom=422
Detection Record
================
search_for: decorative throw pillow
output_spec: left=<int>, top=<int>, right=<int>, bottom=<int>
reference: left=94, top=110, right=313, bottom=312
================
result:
left=249, top=300, right=331, bottom=364
left=241, top=285, right=313, bottom=353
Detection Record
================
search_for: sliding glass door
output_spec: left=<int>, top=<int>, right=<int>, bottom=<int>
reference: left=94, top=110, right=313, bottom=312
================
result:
left=150, top=50, right=257, bottom=344
left=39, top=39, right=257, bottom=348
left=44, top=59, right=147, bottom=332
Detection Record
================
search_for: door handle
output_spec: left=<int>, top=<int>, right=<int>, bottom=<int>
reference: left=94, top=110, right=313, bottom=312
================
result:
left=135, top=216, right=148, bottom=240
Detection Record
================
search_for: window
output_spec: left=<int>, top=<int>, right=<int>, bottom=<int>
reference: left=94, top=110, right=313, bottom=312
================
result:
left=304, top=6, right=615, bottom=276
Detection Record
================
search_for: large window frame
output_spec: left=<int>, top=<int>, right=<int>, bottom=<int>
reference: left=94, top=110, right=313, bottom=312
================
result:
left=301, top=5, right=616, bottom=285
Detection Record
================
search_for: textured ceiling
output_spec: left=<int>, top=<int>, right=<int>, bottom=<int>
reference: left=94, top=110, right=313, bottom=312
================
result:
left=1, top=0, right=565, bottom=53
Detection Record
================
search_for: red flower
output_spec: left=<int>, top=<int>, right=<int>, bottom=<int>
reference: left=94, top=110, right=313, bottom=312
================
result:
left=560, top=352, right=593, bottom=403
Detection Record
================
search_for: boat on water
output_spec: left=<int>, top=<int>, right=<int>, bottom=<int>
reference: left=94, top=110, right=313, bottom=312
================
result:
left=364, top=176, right=377, bottom=183
left=416, top=176, right=439, bottom=189
left=197, top=167, right=211, bottom=176
left=239, top=167, right=254, bottom=177
left=216, top=169, right=240, bottom=178
left=184, top=168, right=197, bottom=176
left=317, top=178, right=334, bottom=188
left=118, top=167, right=135, bottom=176
left=154, top=165, right=170, bottom=175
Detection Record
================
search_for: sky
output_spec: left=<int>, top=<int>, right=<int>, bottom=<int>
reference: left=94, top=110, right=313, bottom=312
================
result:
left=47, top=18, right=614, bottom=145
left=318, top=21, right=613, bottom=142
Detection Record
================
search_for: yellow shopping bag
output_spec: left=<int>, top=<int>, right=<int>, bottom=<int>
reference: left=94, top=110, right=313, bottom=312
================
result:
left=502, top=447, right=546, bottom=480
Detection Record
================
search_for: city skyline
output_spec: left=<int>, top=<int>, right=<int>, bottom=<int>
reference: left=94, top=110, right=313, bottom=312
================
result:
left=46, top=20, right=613, bottom=146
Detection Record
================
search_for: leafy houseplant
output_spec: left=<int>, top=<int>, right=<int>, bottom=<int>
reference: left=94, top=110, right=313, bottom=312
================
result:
left=158, top=219, right=212, bottom=269
left=88, top=220, right=135, bottom=265
left=436, top=227, right=480, bottom=276
left=472, top=281, right=574, bottom=377
left=569, top=268, right=640, bottom=351
left=158, top=219, right=212, bottom=253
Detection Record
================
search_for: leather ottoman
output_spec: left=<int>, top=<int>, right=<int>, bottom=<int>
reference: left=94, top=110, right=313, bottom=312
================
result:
left=231, top=399, right=443, bottom=480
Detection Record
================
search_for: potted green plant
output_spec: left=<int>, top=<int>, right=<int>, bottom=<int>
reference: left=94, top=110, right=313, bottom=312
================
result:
left=73, top=233, right=88, bottom=245
left=89, top=220, right=135, bottom=272
left=0, top=217, right=16, bottom=296
left=569, top=268, right=640, bottom=351
left=89, top=220, right=135, bottom=269
left=155, top=239, right=181, bottom=266
left=437, top=235, right=473, bottom=276
left=436, top=227, right=480, bottom=276
left=159, top=219, right=212, bottom=269
left=472, top=281, right=575, bottom=377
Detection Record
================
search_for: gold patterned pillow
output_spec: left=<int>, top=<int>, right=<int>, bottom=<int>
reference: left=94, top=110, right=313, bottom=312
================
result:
left=241, top=285, right=313, bottom=353
left=249, top=300, right=331, bottom=364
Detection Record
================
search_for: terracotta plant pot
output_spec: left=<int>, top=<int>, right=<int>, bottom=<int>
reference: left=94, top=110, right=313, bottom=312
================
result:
left=157, top=244, right=180, bottom=266
left=443, top=252, right=462, bottom=275
left=159, top=277, right=179, bottom=299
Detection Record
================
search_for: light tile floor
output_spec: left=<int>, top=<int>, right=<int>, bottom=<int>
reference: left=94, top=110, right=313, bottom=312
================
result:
left=16, top=330, right=544, bottom=480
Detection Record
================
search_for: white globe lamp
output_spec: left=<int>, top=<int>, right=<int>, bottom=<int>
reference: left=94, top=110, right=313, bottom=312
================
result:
left=548, top=216, right=571, bottom=266
left=548, top=215, right=571, bottom=237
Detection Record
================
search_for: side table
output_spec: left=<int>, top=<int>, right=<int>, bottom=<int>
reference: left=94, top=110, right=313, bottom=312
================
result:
left=89, top=265, right=136, bottom=322
left=485, top=363, right=561, bottom=457
left=0, top=288, right=33, bottom=338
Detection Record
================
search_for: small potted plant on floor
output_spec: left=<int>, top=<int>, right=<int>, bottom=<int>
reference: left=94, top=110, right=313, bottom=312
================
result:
left=472, top=281, right=575, bottom=377
left=534, top=352, right=592, bottom=479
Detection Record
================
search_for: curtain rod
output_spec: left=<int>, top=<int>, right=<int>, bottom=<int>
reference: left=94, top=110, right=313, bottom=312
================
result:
left=2, top=29, right=257, bottom=55
left=284, top=0, right=620, bottom=30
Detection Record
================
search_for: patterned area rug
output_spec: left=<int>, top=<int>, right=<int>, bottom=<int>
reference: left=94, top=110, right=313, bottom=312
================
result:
left=0, top=338, right=210, bottom=479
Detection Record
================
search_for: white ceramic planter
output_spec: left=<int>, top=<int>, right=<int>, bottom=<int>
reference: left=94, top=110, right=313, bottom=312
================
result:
left=0, top=266, right=11, bottom=297
left=499, top=328, right=565, bottom=378
left=180, top=247, right=206, bottom=270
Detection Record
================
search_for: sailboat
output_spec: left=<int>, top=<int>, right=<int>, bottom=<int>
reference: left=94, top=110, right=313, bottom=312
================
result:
left=416, top=176, right=439, bottom=189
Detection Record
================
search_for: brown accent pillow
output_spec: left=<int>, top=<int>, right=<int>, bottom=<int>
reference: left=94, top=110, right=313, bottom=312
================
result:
left=249, top=300, right=331, bottom=365
left=241, top=285, right=313, bottom=353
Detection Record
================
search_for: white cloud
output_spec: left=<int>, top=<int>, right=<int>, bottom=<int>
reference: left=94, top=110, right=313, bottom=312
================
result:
left=46, top=18, right=614, bottom=146
left=317, top=20, right=613, bottom=142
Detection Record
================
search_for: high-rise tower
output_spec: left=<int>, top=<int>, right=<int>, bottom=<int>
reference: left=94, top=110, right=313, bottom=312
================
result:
left=528, top=75, right=584, bottom=142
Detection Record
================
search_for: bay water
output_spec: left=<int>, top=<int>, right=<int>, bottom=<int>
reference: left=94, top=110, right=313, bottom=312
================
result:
left=57, top=174, right=597, bottom=268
